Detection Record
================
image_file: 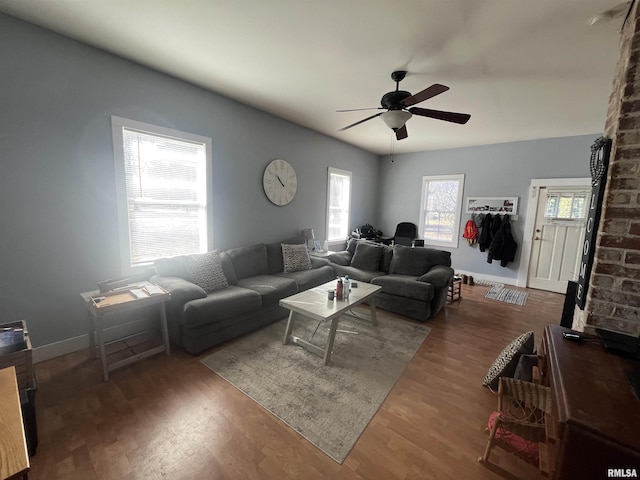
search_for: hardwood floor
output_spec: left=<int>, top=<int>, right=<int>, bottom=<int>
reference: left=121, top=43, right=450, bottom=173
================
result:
left=28, top=284, right=563, bottom=480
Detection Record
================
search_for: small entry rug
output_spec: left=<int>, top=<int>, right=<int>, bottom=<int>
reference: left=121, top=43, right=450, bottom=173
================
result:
left=200, top=309, right=430, bottom=463
left=485, top=286, right=529, bottom=306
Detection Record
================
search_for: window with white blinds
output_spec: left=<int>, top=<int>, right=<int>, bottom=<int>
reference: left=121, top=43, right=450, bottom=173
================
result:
left=112, top=116, right=211, bottom=271
left=326, top=167, right=352, bottom=242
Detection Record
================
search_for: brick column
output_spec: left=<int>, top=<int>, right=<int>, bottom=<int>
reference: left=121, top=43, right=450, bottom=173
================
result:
left=574, top=1, right=640, bottom=335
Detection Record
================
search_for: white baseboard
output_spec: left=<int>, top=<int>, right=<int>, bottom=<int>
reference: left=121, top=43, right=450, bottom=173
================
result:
left=32, top=318, right=154, bottom=364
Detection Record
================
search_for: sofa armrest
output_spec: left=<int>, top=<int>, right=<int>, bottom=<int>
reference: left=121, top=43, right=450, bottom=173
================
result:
left=150, top=275, right=208, bottom=304
left=417, top=266, right=454, bottom=288
left=310, top=256, right=330, bottom=268
left=326, top=251, right=352, bottom=266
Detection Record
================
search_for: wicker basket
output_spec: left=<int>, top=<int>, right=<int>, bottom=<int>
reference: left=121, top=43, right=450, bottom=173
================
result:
left=0, top=320, right=34, bottom=390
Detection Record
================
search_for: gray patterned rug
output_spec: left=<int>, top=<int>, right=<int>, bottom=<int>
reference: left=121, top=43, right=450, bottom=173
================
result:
left=485, top=285, right=529, bottom=306
left=200, top=308, right=430, bottom=463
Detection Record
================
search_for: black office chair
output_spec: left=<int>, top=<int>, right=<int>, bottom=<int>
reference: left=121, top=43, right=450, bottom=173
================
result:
left=393, top=222, right=418, bottom=246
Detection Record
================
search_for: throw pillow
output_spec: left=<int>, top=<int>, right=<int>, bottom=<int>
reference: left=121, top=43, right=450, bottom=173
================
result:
left=350, top=242, right=384, bottom=271
left=282, top=243, right=312, bottom=273
left=183, top=250, right=229, bottom=293
left=482, top=331, right=534, bottom=392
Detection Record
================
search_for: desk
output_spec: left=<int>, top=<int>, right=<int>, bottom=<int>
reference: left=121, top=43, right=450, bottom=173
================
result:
left=0, top=366, right=29, bottom=480
left=81, top=284, right=171, bottom=381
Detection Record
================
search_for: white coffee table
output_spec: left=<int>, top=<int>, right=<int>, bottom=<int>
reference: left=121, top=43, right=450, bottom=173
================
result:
left=280, top=279, right=382, bottom=365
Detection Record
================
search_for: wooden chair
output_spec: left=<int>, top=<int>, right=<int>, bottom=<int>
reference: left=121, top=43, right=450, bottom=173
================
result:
left=479, top=377, right=552, bottom=475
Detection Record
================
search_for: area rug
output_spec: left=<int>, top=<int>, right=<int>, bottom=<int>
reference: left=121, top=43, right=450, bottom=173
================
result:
left=485, top=285, right=529, bottom=306
left=200, top=309, right=430, bottom=463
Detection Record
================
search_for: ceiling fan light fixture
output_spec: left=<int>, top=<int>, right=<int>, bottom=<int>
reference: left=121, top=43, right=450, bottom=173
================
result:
left=381, top=110, right=412, bottom=130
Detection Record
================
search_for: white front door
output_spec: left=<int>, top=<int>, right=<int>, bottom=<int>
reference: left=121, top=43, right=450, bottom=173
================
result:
left=527, top=187, right=590, bottom=293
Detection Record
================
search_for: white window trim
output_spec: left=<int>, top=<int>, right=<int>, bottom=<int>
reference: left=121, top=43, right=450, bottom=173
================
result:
left=418, top=174, right=465, bottom=249
left=326, top=167, right=352, bottom=244
left=111, top=115, right=213, bottom=274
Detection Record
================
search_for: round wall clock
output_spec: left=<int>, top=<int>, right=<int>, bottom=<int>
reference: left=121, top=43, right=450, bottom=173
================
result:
left=263, top=159, right=297, bottom=206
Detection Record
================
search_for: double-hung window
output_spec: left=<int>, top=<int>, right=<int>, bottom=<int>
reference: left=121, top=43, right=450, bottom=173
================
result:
left=418, top=174, right=465, bottom=248
left=326, top=167, right=352, bottom=242
left=112, top=116, right=212, bottom=272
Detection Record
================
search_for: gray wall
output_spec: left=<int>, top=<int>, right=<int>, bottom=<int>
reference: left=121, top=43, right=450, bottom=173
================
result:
left=377, top=135, right=594, bottom=281
left=0, top=13, right=378, bottom=347
left=0, top=12, right=599, bottom=351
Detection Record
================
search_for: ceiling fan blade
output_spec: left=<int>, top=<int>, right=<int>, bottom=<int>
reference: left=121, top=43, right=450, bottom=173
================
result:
left=402, top=84, right=449, bottom=107
left=338, top=112, right=383, bottom=131
left=409, top=107, right=471, bottom=124
left=395, top=124, right=408, bottom=140
left=336, top=107, right=383, bottom=112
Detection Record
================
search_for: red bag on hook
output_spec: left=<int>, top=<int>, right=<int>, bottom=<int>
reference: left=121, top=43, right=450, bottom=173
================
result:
left=463, top=219, right=479, bottom=246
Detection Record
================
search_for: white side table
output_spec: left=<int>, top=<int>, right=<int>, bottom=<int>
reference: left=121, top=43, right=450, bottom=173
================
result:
left=81, top=283, right=171, bottom=381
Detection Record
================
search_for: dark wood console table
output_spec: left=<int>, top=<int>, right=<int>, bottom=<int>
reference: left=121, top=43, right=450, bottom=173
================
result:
left=540, top=324, right=640, bottom=479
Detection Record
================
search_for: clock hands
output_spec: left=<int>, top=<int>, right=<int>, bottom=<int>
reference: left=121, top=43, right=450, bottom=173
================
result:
left=276, top=174, right=285, bottom=187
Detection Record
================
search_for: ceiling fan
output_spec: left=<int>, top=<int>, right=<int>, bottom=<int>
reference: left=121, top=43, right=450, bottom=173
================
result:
left=338, top=70, right=471, bottom=140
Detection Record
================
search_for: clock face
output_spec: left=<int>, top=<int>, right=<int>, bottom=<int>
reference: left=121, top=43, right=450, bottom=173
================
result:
left=263, top=159, right=297, bottom=206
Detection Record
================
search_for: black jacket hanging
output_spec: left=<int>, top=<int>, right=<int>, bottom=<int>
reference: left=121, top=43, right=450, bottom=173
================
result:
left=478, top=214, right=493, bottom=252
left=487, top=215, right=517, bottom=267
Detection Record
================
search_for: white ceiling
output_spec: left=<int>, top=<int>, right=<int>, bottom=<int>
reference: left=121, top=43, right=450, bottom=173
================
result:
left=0, top=0, right=629, bottom=155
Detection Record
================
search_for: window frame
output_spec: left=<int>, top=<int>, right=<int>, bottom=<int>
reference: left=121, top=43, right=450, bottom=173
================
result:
left=326, top=167, right=352, bottom=244
left=418, top=174, right=465, bottom=248
left=111, top=115, right=213, bottom=274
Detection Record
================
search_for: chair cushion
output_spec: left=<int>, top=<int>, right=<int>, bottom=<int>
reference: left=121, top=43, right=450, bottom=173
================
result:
left=183, top=250, right=229, bottom=293
left=350, top=242, right=384, bottom=271
left=487, top=411, right=539, bottom=464
left=483, top=332, right=535, bottom=391
left=281, top=243, right=312, bottom=273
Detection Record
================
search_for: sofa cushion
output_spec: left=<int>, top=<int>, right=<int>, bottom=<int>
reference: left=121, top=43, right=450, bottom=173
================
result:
left=236, top=275, right=298, bottom=306
left=331, top=264, right=385, bottom=283
left=267, top=235, right=306, bottom=274
left=282, top=243, right=312, bottom=273
left=390, top=245, right=452, bottom=276
left=346, top=237, right=358, bottom=255
left=219, top=252, right=238, bottom=285
left=149, top=275, right=207, bottom=305
left=351, top=242, right=384, bottom=271
left=482, top=332, right=535, bottom=391
left=226, top=243, right=269, bottom=280
left=154, top=256, right=191, bottom=280
left=183, top=250, right=229, bottom=293
left=380, top=244, right=394, bottom=273
left=277, top=265, right=335, bottom=291
left=327, top=251, right=352, bottom=266
left=371, top=274, right=434, bottom=302
left=181, top=286, right=262, bottom=328
left=418, top=265, right=454, bottom=288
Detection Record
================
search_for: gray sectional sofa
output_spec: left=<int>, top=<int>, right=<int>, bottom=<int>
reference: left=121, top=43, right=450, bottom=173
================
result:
left=150, top=235, right=334, bottom=354
left=326, top=238, right=454, bottom=322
